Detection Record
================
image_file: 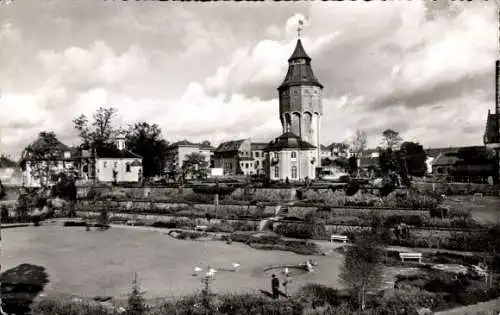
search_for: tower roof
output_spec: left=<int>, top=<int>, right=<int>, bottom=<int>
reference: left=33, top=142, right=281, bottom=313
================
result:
left=288, top=39, right=311, bottom=62
left=278, top=39, right=323, bottom=90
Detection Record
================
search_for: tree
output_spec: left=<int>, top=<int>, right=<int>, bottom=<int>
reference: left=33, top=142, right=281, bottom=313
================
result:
left=126, top=273, right=147, bottom=315
left=125, top=122, right=169, bottom=179
left=51, top=173, right=77, bottom=217
left=182, top=153, right=209, bottom=180
left=339, top=238, right=384, bottom=311
left=350, top=129, right=367, bottom=155
left=73, top=106, right=117, bottom=150
left=400, top=142, right=427, bottom=177
left=20, top=132, right=66, bottom=188
left=381, top=129, right=403, bottom=149
left=201, top=140, right=212, bottom=147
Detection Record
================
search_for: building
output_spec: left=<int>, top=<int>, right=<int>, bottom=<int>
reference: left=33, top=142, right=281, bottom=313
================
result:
left=277, top=37, right=323, bottom=167
left=251, top=143, right=268, bottom=175
left=266, top=34, right=323, bottom=181
left=431, top=152, right=460, bottom=177
left=213, top=139, right=254, bottom=176
left=0, top=155, right=22, bottom=186
left=265, top=132, right=317, bottom=181
left=483, top=60, right=500, bottom=183
left=165, top=140, right=215, bottom=176
left=20, top=134, right=80, bottom=187
left=94, top=133, right=143, bottom=183
left=320, top=145, right=332, bottom=160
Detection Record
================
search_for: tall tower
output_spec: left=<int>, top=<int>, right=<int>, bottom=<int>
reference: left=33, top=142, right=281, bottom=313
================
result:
left=278, top=27, right=323, bottom=163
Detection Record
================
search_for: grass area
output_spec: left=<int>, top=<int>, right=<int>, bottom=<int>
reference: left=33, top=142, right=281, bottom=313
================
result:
left=2, top=224, right=344, bottom=300
left=434, top=297, right=500, bottom=315
left=443, top=196, right=500, bottom=225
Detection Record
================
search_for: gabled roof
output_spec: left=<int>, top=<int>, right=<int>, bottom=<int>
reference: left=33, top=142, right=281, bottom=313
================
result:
left=484, top=112, right=499, bottom=145
left=251, top=143, right=268, bottom=151
left=215, top=139, right=246, bottom=153
left=0, top=156, right=17, bottom=168
left=265, top=132, right=316, bottom=151
left=432, top=153, right=460, bottom=167
left=96, top=147, right=142, bottom=159
left=171, top=140, right=196, bottom=147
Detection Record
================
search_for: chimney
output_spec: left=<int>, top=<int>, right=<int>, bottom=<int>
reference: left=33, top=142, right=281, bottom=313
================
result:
left=496, top=60, right=499, bottom=114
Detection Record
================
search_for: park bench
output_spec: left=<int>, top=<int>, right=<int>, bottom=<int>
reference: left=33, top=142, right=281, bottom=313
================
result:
left=195, top=225, right=208, bottom=232
left=330, top=234, right=348, bottom=243
left=399, top=252, right=422, bottom=263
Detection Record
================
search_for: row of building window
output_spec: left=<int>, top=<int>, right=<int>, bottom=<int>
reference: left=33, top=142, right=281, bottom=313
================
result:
left=239, top=151, right=264, bottom=158
left=103, top=161, right=132, bottom=173
left=273, top=166, right=298, bottom=179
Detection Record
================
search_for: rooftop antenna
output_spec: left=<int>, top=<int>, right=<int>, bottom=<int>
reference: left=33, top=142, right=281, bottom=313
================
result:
left=297, top=20, right=304, bottom=39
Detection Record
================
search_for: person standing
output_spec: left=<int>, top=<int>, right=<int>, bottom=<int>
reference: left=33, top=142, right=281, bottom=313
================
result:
left=271, top=274, right=280, bottom=299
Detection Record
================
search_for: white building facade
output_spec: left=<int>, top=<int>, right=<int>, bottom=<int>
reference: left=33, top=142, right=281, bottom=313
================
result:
left=265, top=132, right=317, bottom=181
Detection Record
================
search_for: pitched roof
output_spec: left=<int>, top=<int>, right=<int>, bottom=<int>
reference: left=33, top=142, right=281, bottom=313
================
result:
left=171, top=140, right=196, bottom=147
left=0, top=156, right=17, bottom=168
left=251, top=142, right=268, bottom=151
left=265, top=132, right=316, bottom=151
left=432, top=153, right=460, bottom=167
left=484, top=112, right=499, bottom=145
left=215, top=139, right=246, bottom=153
left=96, top=147, right=142, bottom=159
left=288, top=39, right=311, bottom=62
left=278, top=39, right=323, bottom=90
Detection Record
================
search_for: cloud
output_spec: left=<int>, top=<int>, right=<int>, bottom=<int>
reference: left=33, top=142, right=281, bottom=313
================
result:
left=0, top=1, right=496, bottom=160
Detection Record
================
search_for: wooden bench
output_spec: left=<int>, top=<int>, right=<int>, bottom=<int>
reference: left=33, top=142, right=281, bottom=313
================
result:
left=330, top=234, right=348, bottom=243
left=399, top=252, right=422, bottom=263
left=195, top=225, right=208, bottom=232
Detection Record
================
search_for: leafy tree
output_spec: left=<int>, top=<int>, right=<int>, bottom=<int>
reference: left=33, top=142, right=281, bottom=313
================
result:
left=73, top=106, right=118, bottom=150
left=350, top=129, right=367, bottom=155
left=400, top=142, right=427, bottom=177
left=381, top=129, right=403, bottom=149
left=182, top=153, right=209, bottom=180
left=125, top=122, right=169, bottom=178
left=201, top=140, right=212, bottom=147
left=20, top=132, right=66, bottom=188
left=339, top=238, right=384, bottom=311
left=126, top=273, right=147, bottom=315
left=51, top=173, right=77, bottom=217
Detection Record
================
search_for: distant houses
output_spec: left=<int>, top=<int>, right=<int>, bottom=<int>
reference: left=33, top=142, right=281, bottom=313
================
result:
left=19, top=132, right=143, bottom=187
left=94, top=133, right=143, bottom=183
left=165, top=140, right=215, bottom=179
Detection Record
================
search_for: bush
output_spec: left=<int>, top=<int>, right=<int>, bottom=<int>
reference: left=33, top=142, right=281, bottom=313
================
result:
left=151, top=218, right=196, bottom=229
left=31, top=297, right=116, bottom=315
left=217, top=293, right=303, bottom=315
left=206, top=222, right=234, bottom=233
left=63, top=221, right=87, bottom=227
left=275, top=223, right=315, bottom=239
left=296, top=284, right=346, bottom=308
left=1, top=205, right=10, bottom=223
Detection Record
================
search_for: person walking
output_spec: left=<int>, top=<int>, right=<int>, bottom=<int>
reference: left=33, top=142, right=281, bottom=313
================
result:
left=271, top=274, right=280, bottom=299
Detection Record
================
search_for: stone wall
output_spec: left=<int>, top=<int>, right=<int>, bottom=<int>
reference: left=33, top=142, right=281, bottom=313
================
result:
left=76, top=200, right=430, bottom=218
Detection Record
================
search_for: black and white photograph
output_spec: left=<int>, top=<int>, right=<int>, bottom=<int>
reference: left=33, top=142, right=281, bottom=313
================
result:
left=0, top=1, right=499, bottom=314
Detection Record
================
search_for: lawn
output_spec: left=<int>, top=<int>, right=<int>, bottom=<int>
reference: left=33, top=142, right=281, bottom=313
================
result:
left=443, top=196, right=500, bottom=225
left=2, top=224, right=345, bottom=300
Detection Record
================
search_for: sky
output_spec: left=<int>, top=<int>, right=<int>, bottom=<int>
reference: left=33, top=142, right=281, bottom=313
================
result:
left=0, top=1, right=498, bottom=159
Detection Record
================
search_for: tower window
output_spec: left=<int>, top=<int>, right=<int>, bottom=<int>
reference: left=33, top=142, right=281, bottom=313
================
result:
left=274, top=166, right=279, bottom=178
left=291, top=166, right=297, bottom=179
left=291, top=151, right=297, bottom=159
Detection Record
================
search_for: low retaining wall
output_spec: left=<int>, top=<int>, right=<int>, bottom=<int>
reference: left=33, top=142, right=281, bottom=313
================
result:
left=75, top=200, right=430, bottom=217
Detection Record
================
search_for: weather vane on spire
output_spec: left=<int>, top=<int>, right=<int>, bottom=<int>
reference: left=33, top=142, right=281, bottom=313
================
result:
left=297, top=20, right=304, bottom=39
